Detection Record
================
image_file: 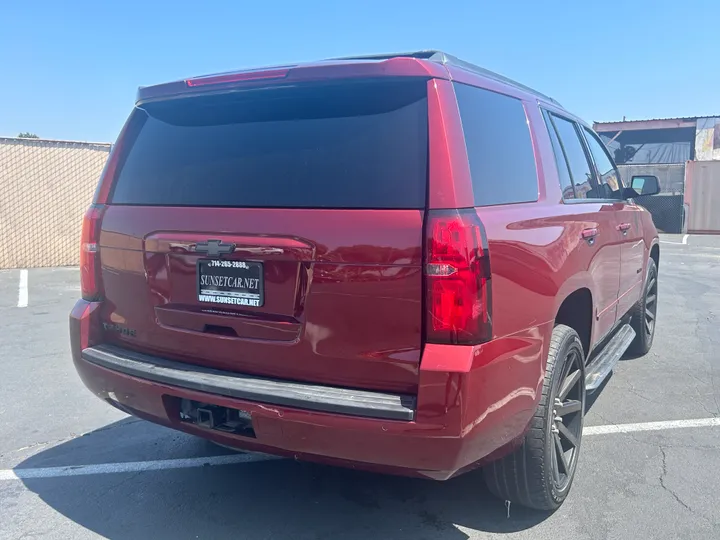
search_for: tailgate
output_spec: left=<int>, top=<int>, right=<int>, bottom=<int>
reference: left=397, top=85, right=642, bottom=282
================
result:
left=96, top=78, right=429, bottom=393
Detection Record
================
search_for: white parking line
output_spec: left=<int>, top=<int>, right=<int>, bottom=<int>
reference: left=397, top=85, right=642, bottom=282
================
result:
left=17, top=269, right=28, bottom=308
left=0, top=453, right=279, bottom=481
left=584, top=417, right=720, bottom=435
left=1, top=417, right=719, bottom=481
left=661, top=234, right=690, bottom=246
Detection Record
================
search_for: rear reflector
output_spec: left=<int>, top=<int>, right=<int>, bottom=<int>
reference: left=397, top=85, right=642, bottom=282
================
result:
left=424, top=209, right=492, bottom=345
left=80, top=204, right=106, bottom=301
left=186, top=69, right=289, bottom=87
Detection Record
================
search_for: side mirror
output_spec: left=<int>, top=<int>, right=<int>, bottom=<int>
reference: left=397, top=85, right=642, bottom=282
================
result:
left=625, top=175, right=660, bottom=198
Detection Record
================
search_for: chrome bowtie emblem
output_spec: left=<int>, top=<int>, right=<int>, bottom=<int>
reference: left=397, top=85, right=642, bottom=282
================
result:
left=194, top=240, right=236, bottom=257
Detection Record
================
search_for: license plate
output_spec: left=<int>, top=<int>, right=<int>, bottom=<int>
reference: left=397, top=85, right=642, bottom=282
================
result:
left=197, top=259, right=264, bottom=307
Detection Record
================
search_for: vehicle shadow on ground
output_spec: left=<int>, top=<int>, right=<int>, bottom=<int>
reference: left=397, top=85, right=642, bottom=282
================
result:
left=620, top=348, right=652, bottom=362
left=17, top=418, right=552, bottom=539
left=585, top=373, right=612, bottom=413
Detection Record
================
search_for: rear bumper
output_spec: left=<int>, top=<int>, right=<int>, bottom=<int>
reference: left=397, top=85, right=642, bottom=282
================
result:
left=82, top=344, right=416, bottom=421
left=70, top=300, right=548, bottom=479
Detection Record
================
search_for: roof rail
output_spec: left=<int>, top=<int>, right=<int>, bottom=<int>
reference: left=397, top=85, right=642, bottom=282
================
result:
left=332, top=50, right=561, bottom=106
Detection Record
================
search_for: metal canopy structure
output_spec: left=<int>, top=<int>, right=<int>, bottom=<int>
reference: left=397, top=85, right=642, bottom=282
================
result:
left=594, top=116, right=720, bottom=133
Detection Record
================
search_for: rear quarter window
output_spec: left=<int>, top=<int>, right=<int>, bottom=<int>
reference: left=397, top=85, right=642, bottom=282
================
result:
left=110, top=79, right=428, bottom=209
left=454, top=83, right=538, bottom=206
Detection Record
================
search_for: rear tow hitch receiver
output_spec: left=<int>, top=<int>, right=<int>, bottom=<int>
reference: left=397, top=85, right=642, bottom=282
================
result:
left=196, top=407, right=218, bottom=428
left=179, top=399, right=256, bottom=438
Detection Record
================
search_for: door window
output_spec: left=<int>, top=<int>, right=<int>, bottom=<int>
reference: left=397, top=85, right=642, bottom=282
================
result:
left=543, top=111, right=576, bottom=199
left=582, top=128, right=624, bottom=199
left=548, top=114, right=595, bottom=200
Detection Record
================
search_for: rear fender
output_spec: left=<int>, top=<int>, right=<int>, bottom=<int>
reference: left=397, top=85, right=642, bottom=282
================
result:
left=553, top=272, right=596, bottom=353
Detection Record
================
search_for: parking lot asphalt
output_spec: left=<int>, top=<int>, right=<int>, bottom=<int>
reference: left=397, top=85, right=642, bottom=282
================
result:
left=1, top=236, right=719, bottom=539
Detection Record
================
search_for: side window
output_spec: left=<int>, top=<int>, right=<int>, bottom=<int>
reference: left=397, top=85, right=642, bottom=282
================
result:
left=454, top=83, right=538, bottom=206
left=550, top=115, right=595, bottom=199
left=582, top=127, right=624, bottom=199
left=542, top=110, right=575, bottom=200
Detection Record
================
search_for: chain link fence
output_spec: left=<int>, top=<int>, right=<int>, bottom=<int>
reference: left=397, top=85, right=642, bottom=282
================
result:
left=0, top=137, right=111, bottom=269
left=618, top=163, right=686, bottom=233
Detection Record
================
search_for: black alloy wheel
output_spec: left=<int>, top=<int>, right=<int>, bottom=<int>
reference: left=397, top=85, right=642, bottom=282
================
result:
left=550, top=346, right=585, bottom=491
left=629, top=257, right=658, bottom=356
left=643, top=270, right=658, bottom=339
left=483, top=324, right=586, bottom=510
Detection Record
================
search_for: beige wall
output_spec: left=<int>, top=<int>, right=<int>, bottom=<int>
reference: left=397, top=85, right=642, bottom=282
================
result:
left=0, top=137, right=111, bottom=269
left=685, top=160, right=720, bottom=233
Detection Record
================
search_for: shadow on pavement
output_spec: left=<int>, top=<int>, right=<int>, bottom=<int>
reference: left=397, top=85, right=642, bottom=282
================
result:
left=17, top=418, right=552, bottom=539
left=585, top=371, right=612, bottom=413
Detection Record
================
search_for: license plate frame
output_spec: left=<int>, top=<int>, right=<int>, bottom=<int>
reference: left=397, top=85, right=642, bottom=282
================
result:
left=196, top=259, right=264, bottom=308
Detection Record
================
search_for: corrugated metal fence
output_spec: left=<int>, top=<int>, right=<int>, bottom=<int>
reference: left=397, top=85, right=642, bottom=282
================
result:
left=0, top=137, right=111, bottom=269
left=685, top=160, right=720, bottom=234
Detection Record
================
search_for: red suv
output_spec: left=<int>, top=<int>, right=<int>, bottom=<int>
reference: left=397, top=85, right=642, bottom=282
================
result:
left=70, top=51, right=660, bottom=510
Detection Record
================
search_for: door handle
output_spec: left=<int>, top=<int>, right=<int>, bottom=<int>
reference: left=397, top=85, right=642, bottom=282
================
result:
left=581, top=228, right=598, bottom=245
left=616, top=223, right=631, bottom=235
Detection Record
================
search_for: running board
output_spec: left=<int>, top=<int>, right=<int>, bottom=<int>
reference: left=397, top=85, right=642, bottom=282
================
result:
left=585, top=324, right=636, bottom=392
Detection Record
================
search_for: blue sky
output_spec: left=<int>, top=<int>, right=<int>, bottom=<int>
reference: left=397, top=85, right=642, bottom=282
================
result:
left=2, top=0, right=717, bottom=143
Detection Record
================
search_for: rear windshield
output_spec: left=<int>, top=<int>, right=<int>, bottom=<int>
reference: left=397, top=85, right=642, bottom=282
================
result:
left=111, top=79, right=428, bottom=209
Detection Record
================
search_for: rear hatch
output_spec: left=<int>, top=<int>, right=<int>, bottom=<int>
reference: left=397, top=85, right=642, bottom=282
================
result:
left=97, top=78, right=428, bottom=393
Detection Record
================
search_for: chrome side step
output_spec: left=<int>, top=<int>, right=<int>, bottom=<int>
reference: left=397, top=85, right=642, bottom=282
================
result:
left=585, top=324, right=636, bottom=391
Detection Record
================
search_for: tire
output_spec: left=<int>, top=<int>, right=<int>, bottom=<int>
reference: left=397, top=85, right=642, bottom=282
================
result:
left=628, top=258, right=658, bottom=356
left=483, top=324, right=586, bottom=511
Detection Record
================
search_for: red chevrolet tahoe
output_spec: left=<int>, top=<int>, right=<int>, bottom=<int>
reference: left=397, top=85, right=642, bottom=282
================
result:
left=70, top=51, right=660, bottom=510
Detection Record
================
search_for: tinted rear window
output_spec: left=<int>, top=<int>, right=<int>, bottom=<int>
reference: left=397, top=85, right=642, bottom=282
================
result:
left=111, top=80, right=428, bottom=208
left=454, top=82, right=538, bottom=206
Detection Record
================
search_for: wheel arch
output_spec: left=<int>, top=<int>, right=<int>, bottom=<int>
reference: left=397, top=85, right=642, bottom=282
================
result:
left=554, top=287, right=593, bottom=358
left=650, top=242, right=659, bottom=269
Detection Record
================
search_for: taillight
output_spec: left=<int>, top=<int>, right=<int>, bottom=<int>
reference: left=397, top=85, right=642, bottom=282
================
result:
left=80, top=204, right=106, bottom=301
left=80, top=110, right=135, bottom=299
left=424, top=209, right=492, bottom=345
